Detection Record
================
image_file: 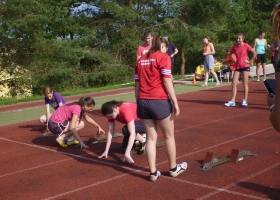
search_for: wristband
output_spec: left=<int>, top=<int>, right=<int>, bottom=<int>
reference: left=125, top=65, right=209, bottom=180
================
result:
left=270, top=104, right=275, bottom=112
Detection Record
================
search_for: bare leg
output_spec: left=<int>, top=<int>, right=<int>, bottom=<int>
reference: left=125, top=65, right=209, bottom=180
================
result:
left=231, top=71, right=240, bottom=102
left=242, top=71, right=249, bottom=101
left=156, top=114, right=176, bottom=169
left=262, top=63, right=266, bottom=79
left=209, top=69, right=220, bottom=83
left=141, top=119, right=158, bottom=173
left=204, top=69, right=209, bottom=85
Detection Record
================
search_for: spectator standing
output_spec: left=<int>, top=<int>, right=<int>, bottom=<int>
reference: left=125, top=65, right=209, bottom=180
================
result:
left=164, top=36, right=178, bottom=70
left=136, top=30, right=153, bottom=60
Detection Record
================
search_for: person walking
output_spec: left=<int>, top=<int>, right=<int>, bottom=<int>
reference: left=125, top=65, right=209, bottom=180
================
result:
left=224, top=33, right=256, bottom=107
left=201, top=36, right=220, bottom=86
left=135, top=35, right=187, bottom=182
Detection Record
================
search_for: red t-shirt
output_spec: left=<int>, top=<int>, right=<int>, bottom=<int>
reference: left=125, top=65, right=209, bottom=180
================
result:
left=230, top=43, right=252, bottom=69
left=108, top=102, right=139, bottom=124
left=135, top=51, right=171, bottom=99
left=136, top=44, right=151, bottom=57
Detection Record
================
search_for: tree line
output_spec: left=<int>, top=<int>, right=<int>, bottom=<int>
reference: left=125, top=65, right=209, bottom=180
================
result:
left=0, top=0, right=277, bottom=96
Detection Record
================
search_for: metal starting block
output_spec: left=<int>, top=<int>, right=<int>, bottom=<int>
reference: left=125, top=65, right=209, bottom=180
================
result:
left=201, top=149, right=257, bottom=171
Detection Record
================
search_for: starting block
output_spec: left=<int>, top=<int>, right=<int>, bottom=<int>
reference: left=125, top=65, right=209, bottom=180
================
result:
left=87, top=133, right=123, bottom=145
left=202, top=149, right=257, bottom=171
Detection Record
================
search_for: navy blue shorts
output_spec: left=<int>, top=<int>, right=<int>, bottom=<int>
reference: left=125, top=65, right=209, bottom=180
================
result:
left=256, top=54, right=266, bottom=63
left=137, top=99, right=172, bottom=120
left=235, top=67, right=250, bottom=72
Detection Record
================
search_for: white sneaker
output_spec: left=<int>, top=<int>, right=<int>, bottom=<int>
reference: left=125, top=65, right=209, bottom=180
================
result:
left=150, top=171, right=161, bottom=182
left=169, top=162, right=187, bottom=177
left=224, top=100, right=235, bottom=107
left=242, top=99, right=248, bottom=107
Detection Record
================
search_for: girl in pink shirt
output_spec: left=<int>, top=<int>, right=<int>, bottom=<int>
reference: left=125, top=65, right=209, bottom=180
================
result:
left=225, top=33, right=256, bottom=107
left=48, top=97, right=105, bottom=149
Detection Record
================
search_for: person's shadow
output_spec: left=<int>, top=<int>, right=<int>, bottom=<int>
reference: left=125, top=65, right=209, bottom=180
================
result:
left=237, top=182, right=280, bottom=199
left=31, top=134, right=148, bottom=181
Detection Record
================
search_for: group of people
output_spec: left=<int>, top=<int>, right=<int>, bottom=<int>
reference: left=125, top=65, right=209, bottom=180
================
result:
left=39, top=31, right=187, bottom=182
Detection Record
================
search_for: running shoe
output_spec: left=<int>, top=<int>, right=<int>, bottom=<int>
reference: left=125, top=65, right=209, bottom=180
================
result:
left=56, top=138, right=68, bottom=148
left=150, top=170, right=161, bottom=182
left=169, top=162, right=188, bottom=177
left=137, top=141, right=146, bottom=155
left=256, top=78, right=260, bottom=82
left=242, top=99, right=248, bottom=107
left=224, top=100, right=235, bottom=107
left=67, top=138, right=80, bottom=145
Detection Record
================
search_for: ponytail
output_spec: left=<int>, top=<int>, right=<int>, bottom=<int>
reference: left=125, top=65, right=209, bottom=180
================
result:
left=67, top=97, right=96, bottom=120
left=147, top=36, right=168, bottom=57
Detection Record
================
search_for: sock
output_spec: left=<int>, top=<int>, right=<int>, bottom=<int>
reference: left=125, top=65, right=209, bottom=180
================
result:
left=67, top=138, right=74, bottom=142
left=58, top=137, right=64, bottom=141
left=150, top=170, right=158, bottom=176
left=170, top=165, right=177, bottom=172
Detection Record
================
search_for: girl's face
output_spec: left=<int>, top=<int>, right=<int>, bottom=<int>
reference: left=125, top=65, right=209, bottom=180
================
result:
left=107, top=108, right=119, bottom=119
left=45, top=92, right=53, bottom=100
left=260, top=33, right=265, bottom=39
left=84, top=104, right=95, bottom=112
left=161, top=43, right=168, bottom=53
left=236, top=35, right=244, bottom=45
left=202, top=38, right=208, bottom=43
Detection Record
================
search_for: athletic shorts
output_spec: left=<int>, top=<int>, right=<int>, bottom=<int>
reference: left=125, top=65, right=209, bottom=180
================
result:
left=48, top=119, right=69, bottom=136
left=256, top=54, right=266, bottom=63
left=235, top=67, right=250, bottom=72
left=137, top=99, right=172, bottom=120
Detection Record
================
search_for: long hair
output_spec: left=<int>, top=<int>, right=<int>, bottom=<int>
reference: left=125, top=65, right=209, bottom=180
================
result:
left=101, top=100, right=124, bottom=115
left=147, top=35, right=168, bottom=57
left=66, top=97, right=96, bottom=120
left=43, top=86, right=53, bottom=96
left=272, top=4, right=280, bottom=41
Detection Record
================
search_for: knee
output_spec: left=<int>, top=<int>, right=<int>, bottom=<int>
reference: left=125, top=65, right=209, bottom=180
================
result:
left=79, top=121, right=85, bottom=129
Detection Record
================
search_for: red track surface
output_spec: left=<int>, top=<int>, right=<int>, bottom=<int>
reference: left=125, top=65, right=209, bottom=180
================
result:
left=0, top=82, right=280, bottom=200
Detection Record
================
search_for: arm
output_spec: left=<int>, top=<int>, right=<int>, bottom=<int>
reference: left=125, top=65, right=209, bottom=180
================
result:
left=83, top=113, right=105, bottom=135
left=123, top=120, right=136, bottom=163
left=270, top=72, right=280, bottom=132
left=170, top=48, right=178, bottom=58
left=253, top=39, right=256, bottom=50
left=69, top=114, right=88, bottom=149
left=249, top=49, right=257, bottom=63
left=98, top=122, right=114, bottom=158
left=163, top=77, right=180, bottom=117
left=45, top=104, right=51, bottom=130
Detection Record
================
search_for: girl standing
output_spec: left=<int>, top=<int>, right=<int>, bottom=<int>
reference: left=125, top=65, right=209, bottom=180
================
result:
left=48, top=97, right=104, bottom=149
left=135, top=36, right=187, bottom=182
left=98, top=100, right=146, bottom=163
left=202, top=36, right=220, bottom=86
left=224, top=33, right=256, bottom=107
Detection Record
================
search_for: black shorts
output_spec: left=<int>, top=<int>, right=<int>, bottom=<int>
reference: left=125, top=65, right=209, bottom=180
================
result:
left=256, top=54, right=266, bottom=63
left=137, top=99, right=172, bottom=120
left=48, top=120, right=69, bottom=136
left=235, top=67, right=250, bottom=72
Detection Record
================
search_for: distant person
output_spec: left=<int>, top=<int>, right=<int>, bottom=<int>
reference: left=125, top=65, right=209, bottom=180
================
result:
left=48, top=97, right=105, bottom=149
left=186, top=62, right=205, bottom=82
left=270, top=39, right=278, bottom=73
left=136, top=30, right=153, bottom=60
left=220, top=49, right=237, bottom=82
left=224, top=33, right=256, bottom=107
left=39, top=87, right=66, bottom=131
left=253, top=30, right=269, bottom=81
left=163, top=36, right=178, bottom=70
left=135, top=35, right=187, bottom=182
left=99, top=100, right=146, bottom=163
left=201, top=36, right=220, bottom=86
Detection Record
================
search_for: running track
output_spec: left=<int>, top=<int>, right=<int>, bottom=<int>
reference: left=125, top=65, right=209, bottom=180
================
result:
left=0, top=82, right=279, bottom=200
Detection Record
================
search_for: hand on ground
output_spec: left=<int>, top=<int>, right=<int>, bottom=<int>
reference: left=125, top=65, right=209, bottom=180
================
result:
left=98, top=152, right=108, bottom=159
left=123, top=154, right=134, bottom=163
left=80, top=142, right=89, bottom=149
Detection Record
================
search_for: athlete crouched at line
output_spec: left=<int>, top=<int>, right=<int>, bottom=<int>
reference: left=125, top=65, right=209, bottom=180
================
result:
left=48, top=97, right=105, bottom=149
left=135, top=35, right=187, bottom=181
left=99, top=100, right=146, bottom=163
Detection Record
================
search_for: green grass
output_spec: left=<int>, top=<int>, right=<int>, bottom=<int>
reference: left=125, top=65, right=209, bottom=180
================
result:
left=0, top=82, right=230, bottom=126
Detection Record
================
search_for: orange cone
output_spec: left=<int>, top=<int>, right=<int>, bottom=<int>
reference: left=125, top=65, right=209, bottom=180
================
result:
left=192, top=76, right=196, bottom=84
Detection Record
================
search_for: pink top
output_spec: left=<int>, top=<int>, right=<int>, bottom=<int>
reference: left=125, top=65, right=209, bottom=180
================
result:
left=230, top=43, right=252, bottom=69
left=108, top=102, right=139, bottom=124
left=136, top=44, right=151, bottom=57
left=135, top=51, right=171, bottom=99
left=50, top=104, right=81, bottom=123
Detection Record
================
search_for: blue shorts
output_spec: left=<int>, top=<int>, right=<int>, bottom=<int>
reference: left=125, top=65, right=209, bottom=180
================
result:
left=137, top=99, right=172, bottom=120
left=235, top=67, right=250, bottom=72
left=204, top=55, right=214, bottom=70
